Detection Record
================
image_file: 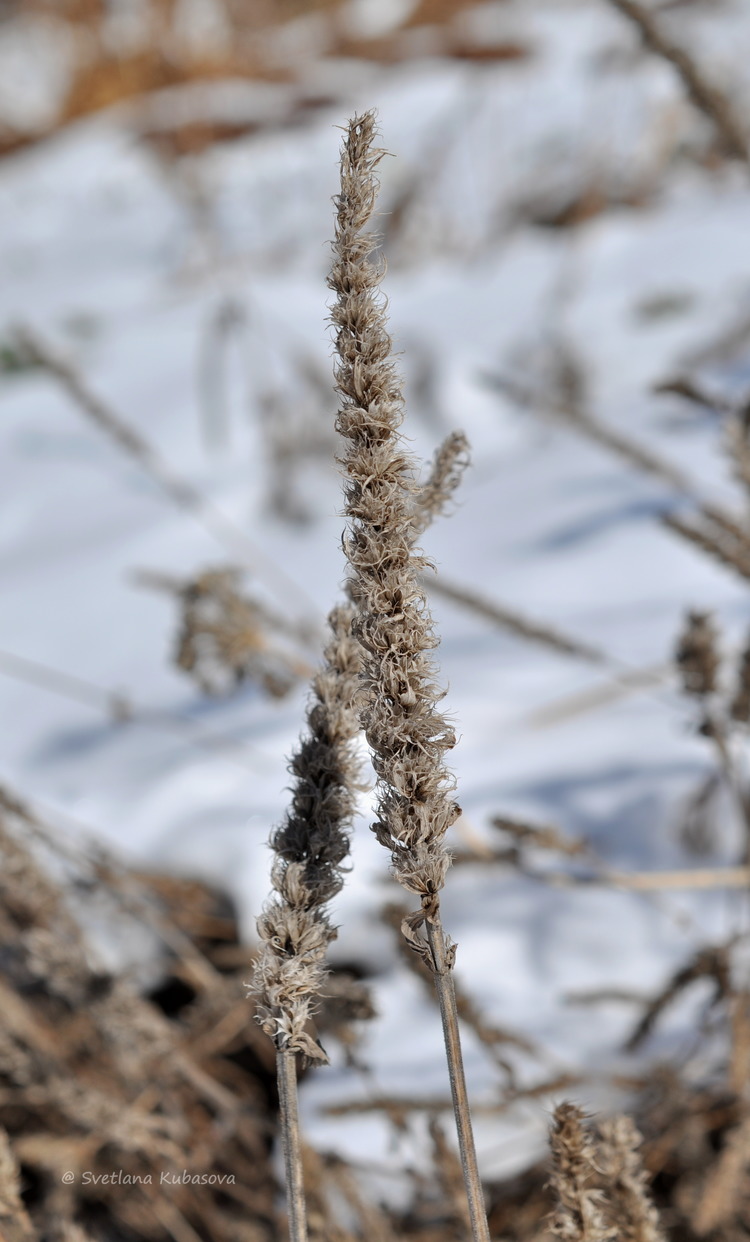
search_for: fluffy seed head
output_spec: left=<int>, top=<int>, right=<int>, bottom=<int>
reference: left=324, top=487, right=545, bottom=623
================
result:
left=329, top=111, right=460, bottom=925
left=250, top=603, right=362, bottom=1062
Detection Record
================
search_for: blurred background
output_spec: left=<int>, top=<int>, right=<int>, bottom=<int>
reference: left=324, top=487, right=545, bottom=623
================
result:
left=4, top=1, right=750, bottom=1239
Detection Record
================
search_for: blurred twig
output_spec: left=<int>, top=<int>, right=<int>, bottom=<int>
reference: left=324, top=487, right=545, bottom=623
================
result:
left=15, top=327, right=320, bottom=635
left=607, top=0, right=750, bottom=165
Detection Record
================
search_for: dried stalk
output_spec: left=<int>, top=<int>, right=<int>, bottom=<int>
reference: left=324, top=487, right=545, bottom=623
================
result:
left=0, top=646, right=264, bottom=771
left=483, top=368, right=750, bottom=556
left=663, top=512, right=750, bottom=583
left=424, top=572, right=609, bottom=665
left=329, top=110, right=490, bottom=1242
left=277, top=1049, right=308, bottom=1242
left=607, top=0, right=750, bottom=165
left=250, top=601, right=362, bottom=1239
left=15, top=326, right=317, bottom=628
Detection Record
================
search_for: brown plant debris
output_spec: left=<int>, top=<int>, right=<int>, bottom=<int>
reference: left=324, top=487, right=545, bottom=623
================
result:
left=548, top=1103, right=613, bottom=1242
left=0, top=794, right=280, bottom=1242
left=691, top=1112, right=750, bottom=1236
left=165, top=566, right=309, bottom=697
left=0, top=1127, right=35, bottom=1242
left=675, top=609, right=720, bottom=698
left=251, top=601, right=364, bottom=1063
left=625, top=942, right=732, bottom=1052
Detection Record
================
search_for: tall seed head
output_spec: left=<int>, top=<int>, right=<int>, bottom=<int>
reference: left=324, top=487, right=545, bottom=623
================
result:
left=329, top=111, right=460, bottom=938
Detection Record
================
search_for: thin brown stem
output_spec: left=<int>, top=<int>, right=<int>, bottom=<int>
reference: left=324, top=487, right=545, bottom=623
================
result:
left=426, top=914, right=490, bottom=1242
left=16, top=326, right=319, bottom=631
left=276, top=1049, right=308, bottom=1242
left=608, top=0, right=750, bottom=166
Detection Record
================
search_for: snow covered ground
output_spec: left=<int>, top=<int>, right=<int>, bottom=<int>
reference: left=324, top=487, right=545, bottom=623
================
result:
left=3, top=0, right=750, bottom=1187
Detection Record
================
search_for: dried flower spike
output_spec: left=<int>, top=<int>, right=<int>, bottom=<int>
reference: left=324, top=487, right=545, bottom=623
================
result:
left=251, top=601, right=361, bottom=1061
left=250, top=601, right=362, bottom=1242
left=597, top=1115, right=665, bottom=1242
left=329, top=109, right=489, bottom=1242
left=675, top=610, right=720, bottom=698
left=549, top=1103, right=613, bottom=1242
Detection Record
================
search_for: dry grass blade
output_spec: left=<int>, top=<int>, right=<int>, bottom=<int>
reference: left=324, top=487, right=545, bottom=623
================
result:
left=430, top=1117, right=474, bottom=1237
left=607, top=0, right=750, bottom=164
left=522, top=663, right=671, bottom=730
left=483, top=367, right=750, bottom=558
left=730, top=627, right=750, bottom=723
left=320, top=1152, right=399, bottom=1242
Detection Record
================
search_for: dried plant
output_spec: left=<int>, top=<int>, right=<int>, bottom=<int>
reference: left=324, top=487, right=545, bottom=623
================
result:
left=725, top=408, right=750, bottom=503
left=625, top=942, right=731, bottom=1052
left=145, top=565, right=311, bottom=697
left=381, top=901, right=537, bottom=1086
left=16, top=327, right=316, bottom=628
left=597, top=1115, right=665, bottom=1242
left=329, top=110, right=490, bottom=1242
left=250, top=600, right=363, bottom=1241
left=424, top=572, right=609, bottom=665
left=411, top=431, right=471, bottom=540
left=663, top=511, right=750, bottom=584
left=491, top=816, right=588, bottom=859
left=675, top=610, right=720, bottom=699
left=607, top=0, right=750, bottom=165
left=0, top=794, right=281, bottom=1242
left=548, top=1103, right=613, bottom=1242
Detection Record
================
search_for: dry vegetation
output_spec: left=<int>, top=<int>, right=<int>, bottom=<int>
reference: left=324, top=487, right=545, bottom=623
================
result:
left=6, top=1, right=750, bottom=1240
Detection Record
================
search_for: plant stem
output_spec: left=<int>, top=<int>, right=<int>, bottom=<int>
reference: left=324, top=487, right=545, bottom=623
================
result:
left=276, top=1049, right=308, bottom=1242
left=426, top=914, right=490, bottom=1242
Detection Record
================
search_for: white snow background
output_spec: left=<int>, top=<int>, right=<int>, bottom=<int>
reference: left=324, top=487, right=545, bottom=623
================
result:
left=3, top=0, right=750, bottom=1193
